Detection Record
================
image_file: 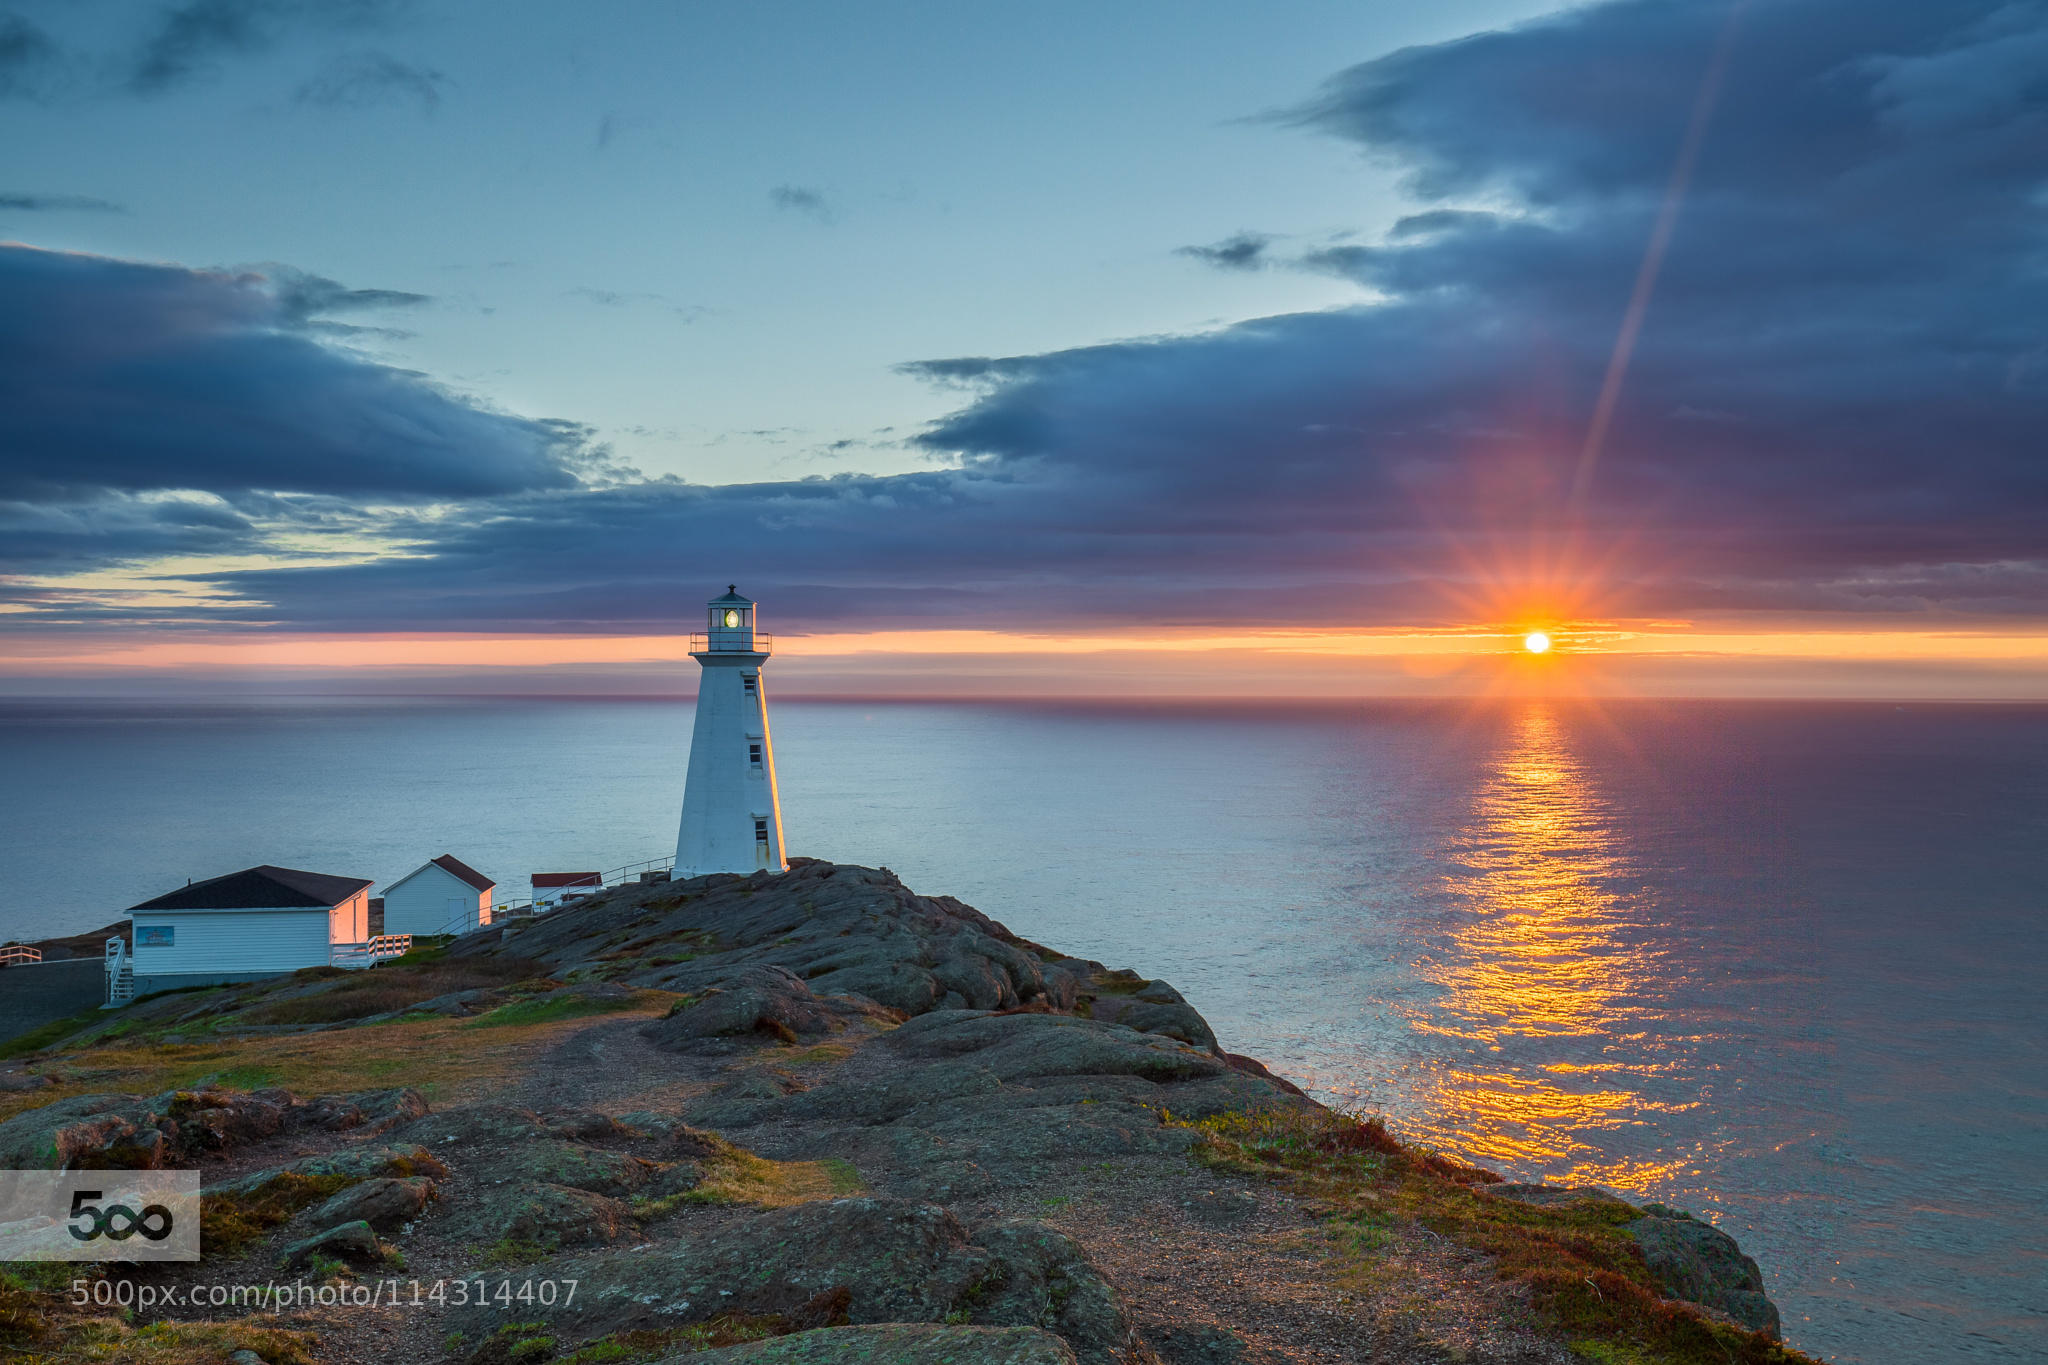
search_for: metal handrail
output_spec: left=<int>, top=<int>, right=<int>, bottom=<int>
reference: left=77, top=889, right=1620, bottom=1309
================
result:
left=688, top=633, right=772, bottom=655
left=496, top=851, right=676, bottom=919
left=0, top=945, right=41, bottom=965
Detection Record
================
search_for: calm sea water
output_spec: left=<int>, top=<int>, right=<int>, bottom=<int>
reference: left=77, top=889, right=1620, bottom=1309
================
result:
left=2, top=696, right=2042, bottom=1362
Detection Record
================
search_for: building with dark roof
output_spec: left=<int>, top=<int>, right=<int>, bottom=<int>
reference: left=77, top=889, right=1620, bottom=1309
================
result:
left=381, top=854, right=498, bottom=937
left=122, top=864, right=374, bottom=997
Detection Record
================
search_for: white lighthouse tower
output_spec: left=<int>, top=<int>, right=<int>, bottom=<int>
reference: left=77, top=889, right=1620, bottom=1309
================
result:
left=675, top=586, right=787, bottom=877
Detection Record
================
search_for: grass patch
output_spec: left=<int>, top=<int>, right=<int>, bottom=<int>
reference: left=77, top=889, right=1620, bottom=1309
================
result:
left=1, top=992, right=677, bottom=1126
left=236, top=955, right=551, bottom=1027
left=1173, top=1106, right=1819, bottom=1365
left=0, top=1006, right=109, bottom=1060
left=635, top=1148, right=862, bottom=1218
left=3, top=1264, right=315, bottom=1363
left=210, top=1063, right=282, bottom=1088
left=202, top=1170, right=357, bottom=1257
left=463, top=991, right=653, bottom=1030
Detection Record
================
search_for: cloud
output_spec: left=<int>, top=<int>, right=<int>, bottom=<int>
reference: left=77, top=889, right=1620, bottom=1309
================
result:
left=0, top=11, right=59, bottom=99
left=1176, top=231, right=1274, bottom=271
left=768, top=184, right=834, bottom=224
left=0, top=244, right=585, bottom=511
left=568, top=286, right=706, bottom=319
left=128, top=0, right=409, bottom=95
left=0, top=192, right=124, bottom=213
left=873, top=0, right=2048, bottom=623
left=129, top=0, right=277, bottom=93
left=293, top=51, right=445, bottom=111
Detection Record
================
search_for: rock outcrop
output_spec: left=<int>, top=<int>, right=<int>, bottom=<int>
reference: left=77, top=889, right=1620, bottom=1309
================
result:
left=453, top=1195, right=1136, bottom=1364
left=1631, top=1203, right=1782, bottom=1338
left=0, top=1087, right=428, bottom=1170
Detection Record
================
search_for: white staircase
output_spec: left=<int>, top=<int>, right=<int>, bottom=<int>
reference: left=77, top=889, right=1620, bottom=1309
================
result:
left=103, top=936, right=134, bottom=1008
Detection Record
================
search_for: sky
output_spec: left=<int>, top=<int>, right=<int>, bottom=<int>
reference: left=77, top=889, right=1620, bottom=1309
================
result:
left=3, top=0, right=2046, bottom=698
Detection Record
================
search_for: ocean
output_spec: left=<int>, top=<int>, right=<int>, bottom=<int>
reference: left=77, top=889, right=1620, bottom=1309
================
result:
left=2, top=695, right=2042, bottom=1362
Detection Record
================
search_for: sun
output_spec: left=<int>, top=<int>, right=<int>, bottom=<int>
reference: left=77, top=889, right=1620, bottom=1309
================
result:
left=1523, top=631, right=1552, bottom=654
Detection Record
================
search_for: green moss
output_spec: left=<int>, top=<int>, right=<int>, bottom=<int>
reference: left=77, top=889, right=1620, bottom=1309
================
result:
left=1573, top=1341, right=1664, bottom=1365
left=549, top=1321, right=782, bottom=1364
left=479, top=1238, right=553, bottom=1268
left=1086, top=969, right=1150, bottom=996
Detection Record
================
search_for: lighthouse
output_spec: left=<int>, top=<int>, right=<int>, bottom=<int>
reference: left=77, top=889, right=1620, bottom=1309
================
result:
left=674, top=586, right=787, bottom=877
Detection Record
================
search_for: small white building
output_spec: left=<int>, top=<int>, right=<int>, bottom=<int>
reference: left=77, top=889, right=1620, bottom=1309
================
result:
left=380, top=854, right=496, bottom=937
left=531, top=871, right=601, bottom=910
left=675, top=585, right=788, bottom=876
left=124, top=865, right=372, bottom=997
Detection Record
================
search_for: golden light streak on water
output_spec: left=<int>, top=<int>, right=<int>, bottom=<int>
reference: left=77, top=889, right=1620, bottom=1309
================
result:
left=1401, top=704, right=1698, bottom=1190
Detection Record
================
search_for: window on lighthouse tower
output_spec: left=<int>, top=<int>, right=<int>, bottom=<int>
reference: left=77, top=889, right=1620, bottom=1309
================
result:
left=748, top=742, right=762, bottom=767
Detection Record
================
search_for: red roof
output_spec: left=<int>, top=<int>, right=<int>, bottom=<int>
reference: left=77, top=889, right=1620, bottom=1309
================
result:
left=431, top=854, right=496, bottom=892
left=531, top=872, right=601, bottom=888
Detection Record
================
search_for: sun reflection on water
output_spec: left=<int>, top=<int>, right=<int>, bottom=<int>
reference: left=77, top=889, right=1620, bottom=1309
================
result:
left=1395, top=704, right=1700, bottom=1190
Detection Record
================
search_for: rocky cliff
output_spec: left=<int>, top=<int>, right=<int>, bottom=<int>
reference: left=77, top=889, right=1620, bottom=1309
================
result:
left=0, top=861, right=1809, bottom=1365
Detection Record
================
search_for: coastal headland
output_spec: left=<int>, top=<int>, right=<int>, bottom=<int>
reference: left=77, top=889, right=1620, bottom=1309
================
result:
left=0, top=862, right=1812, bottom=1364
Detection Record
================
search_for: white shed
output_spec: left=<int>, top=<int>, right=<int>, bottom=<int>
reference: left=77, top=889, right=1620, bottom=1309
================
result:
left=381, top=854, right=496, bottom=937
left=124, top=865, right=373, bottom=996
left=531, top=871, right=601, bottom=911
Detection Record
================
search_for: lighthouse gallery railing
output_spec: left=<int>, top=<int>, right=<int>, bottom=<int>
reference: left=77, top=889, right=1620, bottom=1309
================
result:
left=688, top=633, right=772, bottom=654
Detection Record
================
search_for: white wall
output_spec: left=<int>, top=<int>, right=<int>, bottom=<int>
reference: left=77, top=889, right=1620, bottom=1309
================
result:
left=381, top=864, right=487, bottom=936
left=675, top=658, right=786, bottom=875
left=330, top=889, right=368, bottom=943
left=128, top=907, right=334, bottom=975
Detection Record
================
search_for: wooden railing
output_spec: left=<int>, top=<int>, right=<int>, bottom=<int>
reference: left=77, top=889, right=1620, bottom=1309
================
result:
left=331, top=934, right=414, bottom=970
left=0, top=944, right=42, bottom=966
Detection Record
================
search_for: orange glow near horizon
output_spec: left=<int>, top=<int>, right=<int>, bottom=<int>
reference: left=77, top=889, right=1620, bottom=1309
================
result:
left=2, top=622, right=2047, bottom=697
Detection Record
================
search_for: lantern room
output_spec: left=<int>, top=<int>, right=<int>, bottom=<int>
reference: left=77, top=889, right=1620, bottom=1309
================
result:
left=699, top=585, right=767, bottom=655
